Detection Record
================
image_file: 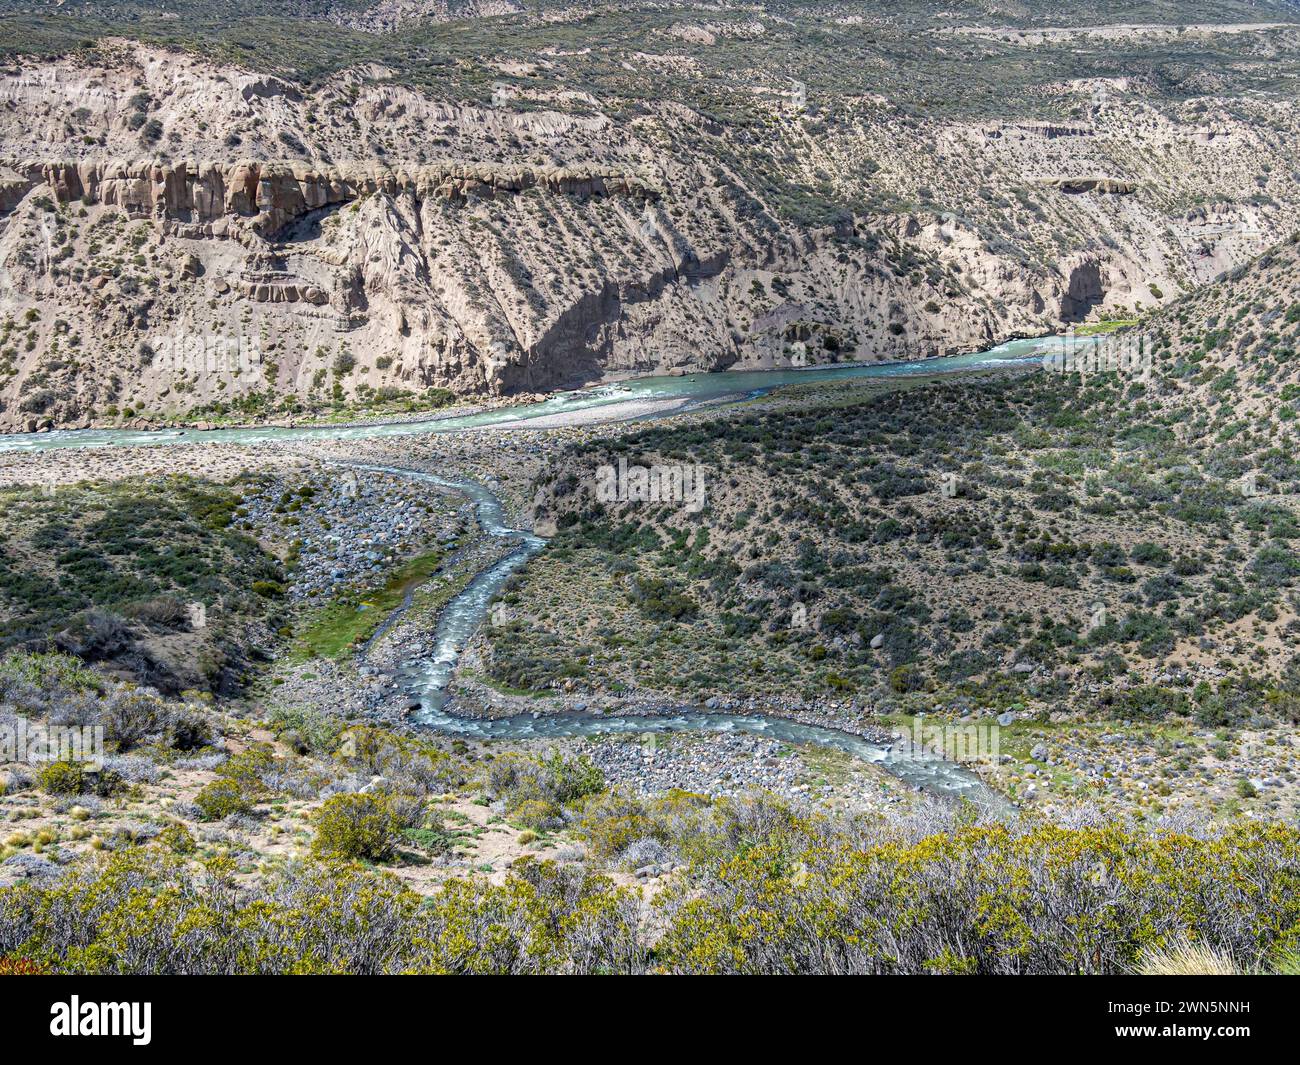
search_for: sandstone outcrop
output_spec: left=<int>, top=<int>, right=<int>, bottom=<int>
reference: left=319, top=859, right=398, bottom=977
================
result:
left=12, top=160, right=657, bottom=239
left=1043, top=177, right=1140, bottom=195
left=0, top=41, right=1297, bottom=430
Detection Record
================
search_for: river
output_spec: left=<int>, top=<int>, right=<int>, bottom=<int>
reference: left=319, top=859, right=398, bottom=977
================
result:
left=1, top=340, right=1056, bottom=810
left=0, top=336, right=1052, bottom=454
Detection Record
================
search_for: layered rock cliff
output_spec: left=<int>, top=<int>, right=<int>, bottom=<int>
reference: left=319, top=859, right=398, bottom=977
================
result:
left=1, top=38, right=1297, bottom=429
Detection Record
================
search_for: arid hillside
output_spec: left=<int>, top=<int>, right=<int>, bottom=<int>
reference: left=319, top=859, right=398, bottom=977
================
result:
left=2, top=4, right=1300, bottom=428
left=1140, top=229, right=1300, bottom=430
left=499, top=232, right=1300, bottom=764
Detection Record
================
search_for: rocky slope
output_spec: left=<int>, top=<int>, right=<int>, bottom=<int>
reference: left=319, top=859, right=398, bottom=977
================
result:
left=1, top=12, right=1300, bottom=427
left=1138, top=229, right=1300, bottom=433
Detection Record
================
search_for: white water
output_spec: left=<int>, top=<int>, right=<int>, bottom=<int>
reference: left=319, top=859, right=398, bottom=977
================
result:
left=0, top=337, right=1054, bottom=455
left=3, top=342, right=1049, bottom=810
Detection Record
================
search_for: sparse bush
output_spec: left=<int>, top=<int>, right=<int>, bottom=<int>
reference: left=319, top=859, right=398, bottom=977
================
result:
left=194, top=778, right=255, bottom=821
left=486, top=750, right=604, bottom=829
left=618, top=837, right=672, bottom=870
left=311, top=793, right=399, bottom=862
left=165, top=706, right=215, bottom=751
left=35, top=760, right=83, bottom=796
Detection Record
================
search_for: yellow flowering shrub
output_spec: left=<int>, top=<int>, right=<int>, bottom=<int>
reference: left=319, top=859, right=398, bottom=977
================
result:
left=310, top=793, right=399, bottom=862
left=0, top=848, right=643, bottom=975
left=654, top=819, right=1300, bottom=974
left=3, top=796, right=1299, bottom=975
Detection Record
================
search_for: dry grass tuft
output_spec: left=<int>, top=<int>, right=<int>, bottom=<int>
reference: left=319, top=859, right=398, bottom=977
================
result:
left=1136, top=937, right=1240, bottom=976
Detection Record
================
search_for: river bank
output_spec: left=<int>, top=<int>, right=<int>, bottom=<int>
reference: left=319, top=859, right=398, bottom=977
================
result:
left=0, top=345, right=1050, bottom=811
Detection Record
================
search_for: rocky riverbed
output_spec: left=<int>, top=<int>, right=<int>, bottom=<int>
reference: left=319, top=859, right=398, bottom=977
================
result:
left=566, top=730, right=919, bottom=813
left=236, top=464, right=466, bottom=601
left=10, top=422, right=1294, bottom=825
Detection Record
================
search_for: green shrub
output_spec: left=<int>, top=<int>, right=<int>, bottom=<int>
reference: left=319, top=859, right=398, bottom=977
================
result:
left=194, top=778, right=255, bottom=821
left=509, top=798, right=561, bottom=831
left=486, top=750, right=605, bottom=829
left=36, top=760, right=83, bottom=795
left=157, top=821, right=196, bottom=854
left=889, top=663, right=926, bottom=693
left=654, top=819, right=1300, bottom=975
left=311, top=793, right=398, bottom=862
left=400, top=824, right=452, bottom=857
left=0, top=848, right=644, bottom=975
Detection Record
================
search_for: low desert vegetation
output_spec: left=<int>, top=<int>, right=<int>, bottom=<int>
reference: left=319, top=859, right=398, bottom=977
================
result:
left=3, top=794, right=1300, bottom=974
left=496, top=366, right=1300, bottom=722
left=0, top=476, right=285, bottom=694
left=6, top=649, right=1298, bottom=975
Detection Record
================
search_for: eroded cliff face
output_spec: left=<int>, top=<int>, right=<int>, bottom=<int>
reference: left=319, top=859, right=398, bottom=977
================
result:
left=25, top=159, right=658, bottom=237
left=0, top=43, right=1296, bottom=429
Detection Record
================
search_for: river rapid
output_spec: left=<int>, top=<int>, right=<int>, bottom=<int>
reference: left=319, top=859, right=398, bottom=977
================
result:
left=1, top=340, right=1057, bottom=811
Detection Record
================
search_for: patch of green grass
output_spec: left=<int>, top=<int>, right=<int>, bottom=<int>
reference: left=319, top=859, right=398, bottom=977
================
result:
left=1073, top=319, right=1139, bottom=336
left=458, top=668, right=551, bottom=698
left=291, top=550, right=445, bottom=660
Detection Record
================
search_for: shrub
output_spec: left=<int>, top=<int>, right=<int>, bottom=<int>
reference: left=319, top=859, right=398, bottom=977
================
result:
left=400, top=823, right=452, bottom=857
left=36, top=760, right=83, bottom=795
left=332, top=726, right=468, bottom=793
left=889, top=663, right=926, bottom=693
left=101, top=689, right=166, bottom=751
left=486, top=750, right=604, bottom=827
left=311, top=793, right=398, bottom=862
left=539, top=750, right=604, bottom=804
left=0, top=652, right=102, bottom=699
left=509, top=798, right=561, bottom=832
left=156, top=822, right=196, bottom=855
left=654, top=819, right=1300, bottom=974
left=577, top=789, right=711, bottom=861
left=165, top=707, right=214, bottom=752
left=194, top=779, right=255, bottom=821
left=266, top=705, right=342, bottom=754
left=5, top=810, right=1300, bottom=975
left=0, top=848, right=644, bottom=975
